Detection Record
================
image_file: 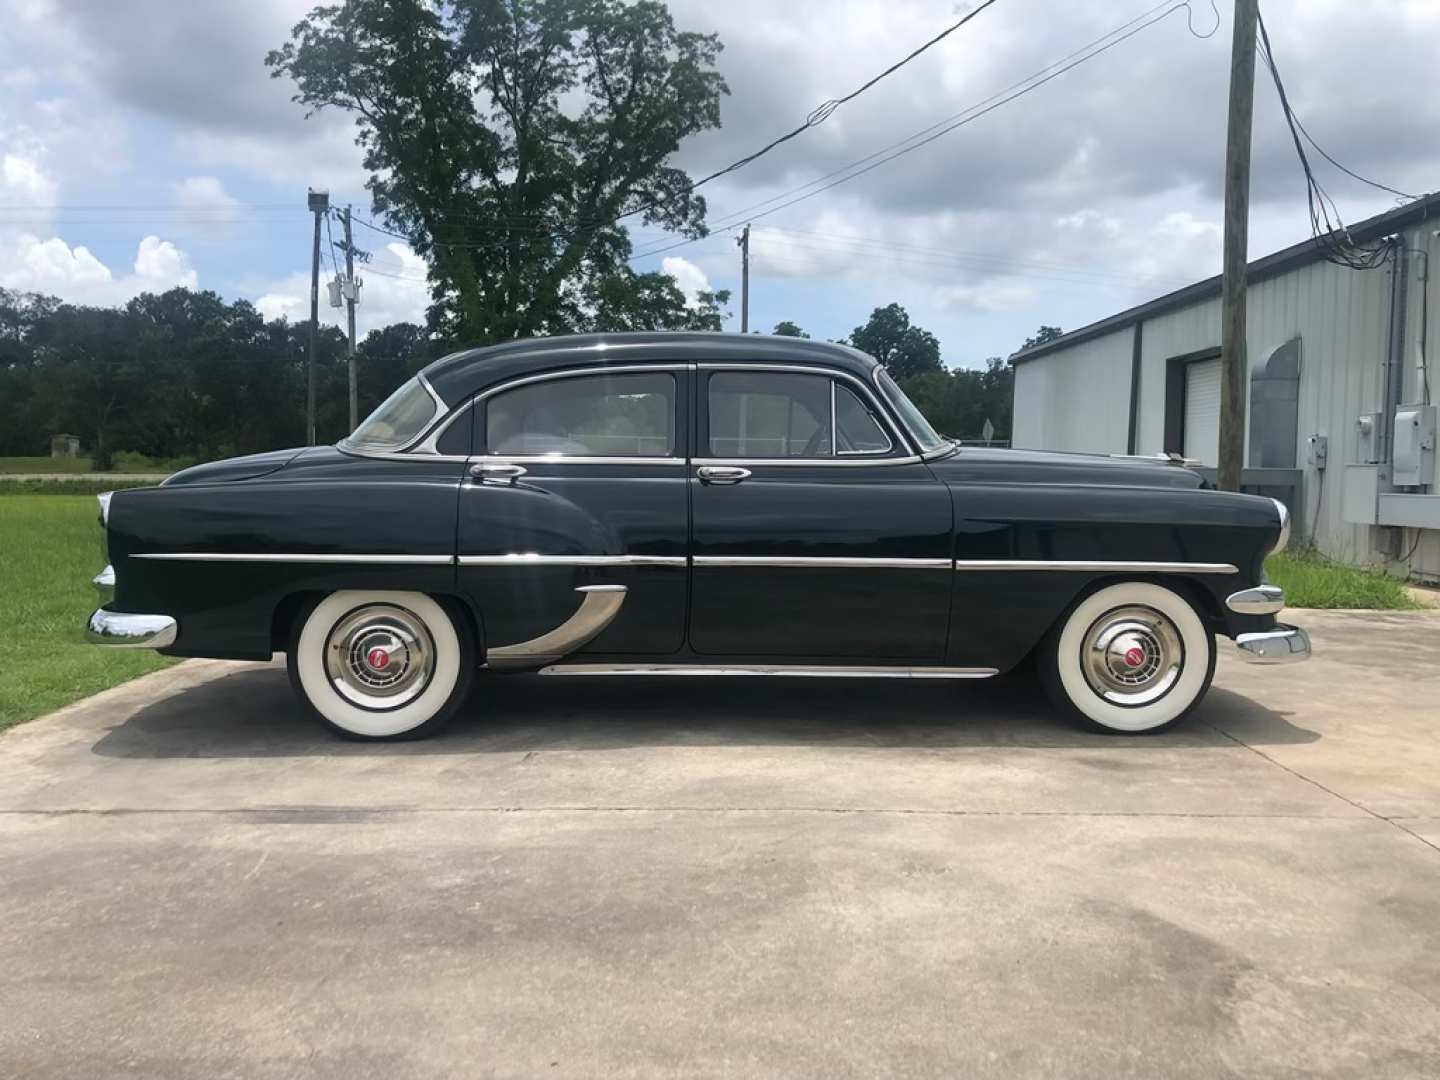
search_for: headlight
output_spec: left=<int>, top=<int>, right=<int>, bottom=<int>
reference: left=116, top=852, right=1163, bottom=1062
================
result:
left=1269, top=498, right=1291, bottom=554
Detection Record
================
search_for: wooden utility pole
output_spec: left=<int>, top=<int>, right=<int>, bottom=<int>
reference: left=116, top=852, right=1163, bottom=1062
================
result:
left=305, top=189, right=329, bottom=446
left=343, top=205, right=358, bottom=432
left=1218, top=0, right=1258, bottom=491
left=737, top=224, right=751, bottom=333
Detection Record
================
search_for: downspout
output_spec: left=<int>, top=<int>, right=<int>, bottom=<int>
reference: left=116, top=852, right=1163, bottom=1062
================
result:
left=1381, top=237, right=1409, bottom=471
left=1126, top=320, right=1144, bottom=455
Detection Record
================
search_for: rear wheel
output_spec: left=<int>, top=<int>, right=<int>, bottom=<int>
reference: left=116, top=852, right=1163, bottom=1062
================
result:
left=287, top=590, right=475, bottom=740
left=1040, top=581, right=1215, bottom=734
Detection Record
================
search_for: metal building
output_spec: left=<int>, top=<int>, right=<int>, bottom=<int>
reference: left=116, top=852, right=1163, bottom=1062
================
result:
left=1010, top=195, right=1440, bottom=583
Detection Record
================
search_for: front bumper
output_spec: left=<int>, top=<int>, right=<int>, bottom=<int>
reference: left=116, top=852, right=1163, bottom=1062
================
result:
left=1235, top=625, right=1311, bottom=664
left=87, top=608, right=177, bottom=649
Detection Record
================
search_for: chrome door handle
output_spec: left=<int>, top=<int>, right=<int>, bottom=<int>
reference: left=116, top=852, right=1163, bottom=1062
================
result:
left=696, top=466, right=751, bottom=485
left=469, top=462, right=527, bottom=484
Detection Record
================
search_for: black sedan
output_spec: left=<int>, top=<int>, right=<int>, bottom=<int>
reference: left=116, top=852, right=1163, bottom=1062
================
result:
left=88, top=332, right=1307, bottom=739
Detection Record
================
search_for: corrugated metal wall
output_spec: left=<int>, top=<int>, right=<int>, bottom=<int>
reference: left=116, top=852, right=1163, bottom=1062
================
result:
left=1013, top=223, right=1440, bottom=580
left=1012, top=329, right=1133, bottom=454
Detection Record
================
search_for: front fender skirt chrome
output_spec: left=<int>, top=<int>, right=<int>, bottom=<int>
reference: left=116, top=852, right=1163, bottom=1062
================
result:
left=485, top=585, right=627, bottom=670
left=1236, top=624, right=1311, bottom=664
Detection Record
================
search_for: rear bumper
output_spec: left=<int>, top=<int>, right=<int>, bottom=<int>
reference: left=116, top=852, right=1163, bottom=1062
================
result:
left=1235, top=624, right=1311, bottom=664
left=87, top=608, right=178, bottom=649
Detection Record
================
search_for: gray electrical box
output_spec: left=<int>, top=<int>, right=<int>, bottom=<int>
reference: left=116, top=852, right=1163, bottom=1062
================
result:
left=1355, top=412, right=1382, bottom=463
left=1306, top=433, right=1329, bottom=469
left=1393, top=403, right=1437, bottom=487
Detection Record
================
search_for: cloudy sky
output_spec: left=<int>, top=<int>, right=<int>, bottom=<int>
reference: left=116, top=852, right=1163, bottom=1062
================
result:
left=2, top=0, right=1437, bottom=367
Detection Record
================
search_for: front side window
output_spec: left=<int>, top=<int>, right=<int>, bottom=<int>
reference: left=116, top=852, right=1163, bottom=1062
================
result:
left=874, top=367, right=946, bottom=453
left=344, top=376, right=440, bottom=451
left=707, top=371, right=896, bottom=458
left=485, top=372, right=675, bottom=457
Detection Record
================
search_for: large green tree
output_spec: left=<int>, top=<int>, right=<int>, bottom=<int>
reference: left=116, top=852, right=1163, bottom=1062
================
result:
left=846, top=303, right=942, bottom=380
left=267, top=0, right=728, bottom=344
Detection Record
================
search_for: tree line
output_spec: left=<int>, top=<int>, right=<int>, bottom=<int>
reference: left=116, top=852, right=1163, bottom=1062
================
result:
left=0, top=284, right=1052, bottom=465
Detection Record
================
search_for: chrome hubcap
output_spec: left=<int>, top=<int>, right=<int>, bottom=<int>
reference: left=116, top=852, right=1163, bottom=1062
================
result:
left=324, top=604, right=435, bottom=710
left=1080, top=606, right=1184, bottom=706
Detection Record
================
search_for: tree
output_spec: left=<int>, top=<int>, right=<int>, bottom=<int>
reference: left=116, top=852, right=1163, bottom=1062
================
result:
left=1021, top=325, right=1063, bottom=351
left=587, top=274, right=730, bottom=332
left=268, top=0, right=728, bottom=344
left=847, top=303, right=942, bottom=380
left=771, top=320, right=809, bottom=338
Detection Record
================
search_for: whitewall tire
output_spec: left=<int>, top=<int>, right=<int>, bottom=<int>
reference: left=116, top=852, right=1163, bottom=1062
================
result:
left=287, top=590, right=475, bottom=740
left=1040, top=581, right=1216, bottom=734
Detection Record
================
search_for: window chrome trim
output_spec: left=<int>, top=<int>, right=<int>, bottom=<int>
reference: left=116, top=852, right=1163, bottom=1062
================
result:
left=458, top=554, right=686, bottom=566
left=539, top=663, right=999, bottom=679
left=694, top=555, right=950, bottom=569
left=698, top=362, right=911, bottom=460
left=872, top=365, right=946, bottom=456
left=132, top=553, right=455, bottom=565
left=692, top=455, right=921, bottom=467
left=833, top=378, right=895, bottom=457
left=953, top=560, right=1239, bottom=574
left=474, top=455, right=686, bottom=467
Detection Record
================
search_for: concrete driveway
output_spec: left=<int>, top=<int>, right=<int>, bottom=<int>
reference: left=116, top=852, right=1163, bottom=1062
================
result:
left=2, top=609, right=1439, bottom=1079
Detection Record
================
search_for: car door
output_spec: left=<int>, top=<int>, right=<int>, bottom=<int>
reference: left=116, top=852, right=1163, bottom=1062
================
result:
left=454, top=365, right=689, bottom=662
left=689, top=364, right=953, bottom=659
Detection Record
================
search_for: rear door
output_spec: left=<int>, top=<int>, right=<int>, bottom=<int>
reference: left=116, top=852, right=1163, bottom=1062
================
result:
left=688, top=364, right=953, bottom=659
left=455, top=366, right=690, bottom=659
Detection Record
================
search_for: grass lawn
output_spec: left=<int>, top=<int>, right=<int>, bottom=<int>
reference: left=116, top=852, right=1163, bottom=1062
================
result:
left=0, top=452, right=191, bottom=475
left=1265, top=550, right=1425, bottom=610
left=0, top=456, right=98, bottom=474
left=0, top=495, right=175, bottom=733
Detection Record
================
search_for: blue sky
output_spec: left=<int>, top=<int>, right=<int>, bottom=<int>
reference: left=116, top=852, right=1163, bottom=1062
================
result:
left=3, top=0, right=1437, bottom=369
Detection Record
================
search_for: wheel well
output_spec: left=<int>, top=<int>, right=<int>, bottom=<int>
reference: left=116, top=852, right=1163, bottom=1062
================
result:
left=269, top=590, right=484, bottom=655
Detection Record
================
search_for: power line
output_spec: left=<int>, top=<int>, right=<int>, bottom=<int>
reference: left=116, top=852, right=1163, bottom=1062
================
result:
left=631, top=0, right=1212, bottom=262
left=1255, top=8, right=1405, bottom=271
left=685, top=0, right=1002, bottom=191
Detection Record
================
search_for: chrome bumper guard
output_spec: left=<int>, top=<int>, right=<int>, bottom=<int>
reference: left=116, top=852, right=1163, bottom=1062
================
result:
left=1226, top=583, right=1284, bottom=615
left=87, top=608, right=177, bottom=649
left=1235, top=625, right=1311, bottom=664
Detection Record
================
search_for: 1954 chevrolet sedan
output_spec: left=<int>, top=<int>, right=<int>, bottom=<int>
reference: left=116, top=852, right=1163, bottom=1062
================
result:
left=87, top=332, right=1309, bottom=740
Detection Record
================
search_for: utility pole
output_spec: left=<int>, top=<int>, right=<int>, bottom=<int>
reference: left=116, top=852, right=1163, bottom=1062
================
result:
left=343, top=205, right=358, bottom=431
left=737, top=224, right=751, bottom=333
left=306, top=188, right=329, bottom=446
left=1217, top=0, right=1258, bottom=492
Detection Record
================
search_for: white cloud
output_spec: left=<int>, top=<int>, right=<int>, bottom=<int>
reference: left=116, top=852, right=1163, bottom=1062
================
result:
left=0, top=233, right=197, bottom=304
left=1, top=152, right=56, bottom=208
left=170, top=176, right=241, bottom=238
left=934, top=281, right=1037, bottom=314
left=661, top=255, right=713, bottom=306
left=256, top=242, right=431, bottom=334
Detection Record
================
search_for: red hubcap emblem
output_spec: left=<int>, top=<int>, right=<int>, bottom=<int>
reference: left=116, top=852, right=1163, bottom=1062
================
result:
left=1123, top=646, right=1146, bottom=668
left=366, top=646, right=390, bottom=670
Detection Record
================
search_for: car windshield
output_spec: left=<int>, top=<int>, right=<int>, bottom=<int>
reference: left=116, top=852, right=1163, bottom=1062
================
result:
left=342, top=376, right=440, bottom=451
left=874, top=368, right=947, bottom=453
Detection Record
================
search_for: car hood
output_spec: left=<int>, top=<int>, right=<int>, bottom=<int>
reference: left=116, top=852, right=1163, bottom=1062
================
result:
left=929, top=446, right=1207, bottom=489
left=161, top=447, right=311, bottom=487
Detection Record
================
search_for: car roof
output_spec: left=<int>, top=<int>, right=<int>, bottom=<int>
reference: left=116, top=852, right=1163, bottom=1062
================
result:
left=421, top=332, right=881, bottom=405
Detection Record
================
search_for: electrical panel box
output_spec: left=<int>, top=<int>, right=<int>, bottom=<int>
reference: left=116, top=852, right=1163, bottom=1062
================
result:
left=1355, top=412, right=1382, bottom=464
left=1393, top=403, right=1437, bottom=487
left=1306, top=433, right=1329, bottom=469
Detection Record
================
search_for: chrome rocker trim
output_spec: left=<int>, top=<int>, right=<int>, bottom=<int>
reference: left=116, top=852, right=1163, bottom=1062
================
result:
left=952, top=560, right=1239, bottom=575
left=1226, top=583, right=1285, bottom=615
left=693, top=555, right=950, bottom=569
left=133, top=553, right=456, bottom=565
left=87, top=609, right=177, bottom=649
left=1235, top=625, right=1311, bottom=664
left=538, top=664, right=999, bottom=678
left=486, top=585, right=628, bottom=670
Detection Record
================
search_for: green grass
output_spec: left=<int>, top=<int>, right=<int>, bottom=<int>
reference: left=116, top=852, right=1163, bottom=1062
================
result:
left=1265, top=550, right=1426, bottom=610
left=0, top=478, right=160, bottom=496
left=0, top=496, right=175, bottom=732
left=0, top=456, right=99, bottom=474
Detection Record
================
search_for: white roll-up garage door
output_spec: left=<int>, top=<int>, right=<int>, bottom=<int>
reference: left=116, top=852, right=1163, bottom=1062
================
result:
left=1183, top=357, right=1221, bottom=465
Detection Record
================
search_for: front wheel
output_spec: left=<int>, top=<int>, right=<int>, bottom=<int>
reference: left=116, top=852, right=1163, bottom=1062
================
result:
left=1040, top=581, right=1216, bottom=734
left=288, top=590, right=476, bottom=740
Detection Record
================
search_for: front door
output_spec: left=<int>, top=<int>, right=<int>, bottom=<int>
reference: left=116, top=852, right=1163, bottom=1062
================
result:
left=455, top=366, right=690, bottom=661
left=688, top=365, right=953, bottom=659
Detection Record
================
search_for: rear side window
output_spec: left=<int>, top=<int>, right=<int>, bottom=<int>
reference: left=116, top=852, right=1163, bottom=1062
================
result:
left=707, top=371, right=896, bottom=458
left=483, top=372, right=675, bottom=457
